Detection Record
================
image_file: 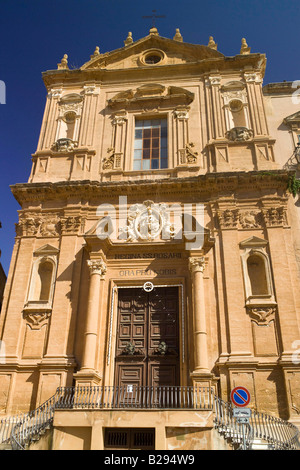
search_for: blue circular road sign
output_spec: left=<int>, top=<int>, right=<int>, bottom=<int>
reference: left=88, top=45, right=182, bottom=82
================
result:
left=230, top=386, right=251, bottom=407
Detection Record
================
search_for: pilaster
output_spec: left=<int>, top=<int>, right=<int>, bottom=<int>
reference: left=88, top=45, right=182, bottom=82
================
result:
left=189, top=256, right=213, bottom=386
left=74, top=258, right=107, bottom=386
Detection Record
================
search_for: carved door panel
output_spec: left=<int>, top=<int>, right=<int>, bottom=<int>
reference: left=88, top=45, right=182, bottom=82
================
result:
left=115, top=287, right=179, bottom=390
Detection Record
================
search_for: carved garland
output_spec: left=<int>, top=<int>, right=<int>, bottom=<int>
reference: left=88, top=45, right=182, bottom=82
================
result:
left=16, top=214, right=83, bottom=237
left=216, top=206, right=287, bottom=229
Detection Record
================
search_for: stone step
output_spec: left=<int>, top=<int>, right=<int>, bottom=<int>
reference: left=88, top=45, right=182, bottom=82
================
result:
left=0, top=443, right=12, bottom=450
left=250, top=439, right=274, bottom=450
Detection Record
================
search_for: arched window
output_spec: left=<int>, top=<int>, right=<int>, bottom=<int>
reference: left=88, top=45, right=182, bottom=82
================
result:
left=240, top=237, right=275, bottom=305
left=25, top=246, right=59, bottom=310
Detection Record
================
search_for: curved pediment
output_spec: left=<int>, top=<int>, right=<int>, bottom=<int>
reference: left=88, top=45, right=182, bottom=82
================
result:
left=107, top=83, right=194, bottom=109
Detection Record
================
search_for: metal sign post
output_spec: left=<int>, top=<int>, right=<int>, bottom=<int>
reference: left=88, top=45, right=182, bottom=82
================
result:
left=231, top=387, right=252, bottom=450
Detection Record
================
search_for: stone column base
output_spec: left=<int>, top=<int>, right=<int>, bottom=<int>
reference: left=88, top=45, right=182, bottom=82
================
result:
left=73, top=369, right=102, bottom=387
left=190, top=371, right=215, bottom=389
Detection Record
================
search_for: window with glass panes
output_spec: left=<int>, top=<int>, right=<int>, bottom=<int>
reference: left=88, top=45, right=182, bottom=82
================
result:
left=133, top=119, right=168, bottom=170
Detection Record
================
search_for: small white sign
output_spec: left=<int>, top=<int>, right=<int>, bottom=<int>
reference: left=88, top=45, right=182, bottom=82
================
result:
left=127, top=385, right=134, bottom=393
left=233, top=408, right=252, bottom=418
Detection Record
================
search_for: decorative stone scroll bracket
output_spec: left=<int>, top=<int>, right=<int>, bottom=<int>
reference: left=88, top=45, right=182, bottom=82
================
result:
left=23, top=310, right=51, bottom=330
left=246, top=305, right=277, bottom=325
left=51, top=138, right=79, bottom=152
left=225, top=127, right=253, bottom=142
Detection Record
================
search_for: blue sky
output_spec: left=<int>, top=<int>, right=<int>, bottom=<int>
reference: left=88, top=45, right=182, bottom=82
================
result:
left=0, top=0, right=300, bottom=274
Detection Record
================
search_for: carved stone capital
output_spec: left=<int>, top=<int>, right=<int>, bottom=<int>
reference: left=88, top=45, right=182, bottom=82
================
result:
left=244, top=72, right=262, bottom=83
left=60, top=215, right=82, bottom=234
left=216, top=208, right=239, bottom=229
left=206, top=75, right=221, bottom=86
left=189, top=256, right=205, bottom=274
left=262, top=206, right=287, bottom=227
left=15, top=215, right=41, bottom=237
left=48, top=88, right=62, bottom=99
left=112, top=111, right=127, bottom=125
left=174, top=106, right=190, bottom=120
left=87, top=259, right=107, bottom=277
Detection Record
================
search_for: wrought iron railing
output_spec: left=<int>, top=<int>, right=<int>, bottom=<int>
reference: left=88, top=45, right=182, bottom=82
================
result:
left=54, top=385, right=214, bottom=410
left=1, top=385, right=299, bottom=450
left=214, top=396, right=300, bottom=450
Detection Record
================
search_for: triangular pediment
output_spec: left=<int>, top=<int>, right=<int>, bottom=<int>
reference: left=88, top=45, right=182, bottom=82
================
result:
left=284, top=111, right=300, bottom=128
left=239, top=236, right=268, bottom=248
left=81, top=33, right=224, bottom=71
left=33, top=244, right=60, bottom=256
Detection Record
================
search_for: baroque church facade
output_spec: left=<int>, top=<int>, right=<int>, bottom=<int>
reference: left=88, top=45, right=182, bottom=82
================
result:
left=1, top=27, right=300, bottom=450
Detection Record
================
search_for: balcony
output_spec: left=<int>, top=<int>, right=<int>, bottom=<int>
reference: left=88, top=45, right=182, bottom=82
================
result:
left=54, top=385, right=214, bottom=410
left=1, top=385, right=299, bottom=450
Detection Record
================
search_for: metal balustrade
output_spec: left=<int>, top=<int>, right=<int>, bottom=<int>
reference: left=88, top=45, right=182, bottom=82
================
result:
left=0, top=385, right=299, bottom=450
left=54, top=385, right=214, bottom=410
left=214, top=395, right=300, bottom=450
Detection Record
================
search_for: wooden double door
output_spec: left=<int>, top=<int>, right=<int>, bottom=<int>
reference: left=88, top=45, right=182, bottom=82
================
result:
left=114, top=286, right=180, bottom=388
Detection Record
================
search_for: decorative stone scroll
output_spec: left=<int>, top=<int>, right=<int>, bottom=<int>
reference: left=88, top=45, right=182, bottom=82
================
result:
left=225, top=127, right=253, bottom=142
left=246, top=306, right=277, bottom=325
left=23, top=311, right=51, bottom=330
left=51, top=138, right=78, bottom=152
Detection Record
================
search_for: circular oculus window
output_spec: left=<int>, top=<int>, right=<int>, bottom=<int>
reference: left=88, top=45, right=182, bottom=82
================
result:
left=141, top=50, right=165, bottom=66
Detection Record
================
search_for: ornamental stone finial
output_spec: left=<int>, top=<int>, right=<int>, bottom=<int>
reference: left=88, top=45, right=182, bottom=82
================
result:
left=124, top=32, right=133, bottom=46
left=57, top=54, right=69, bottom=70
left=208, top=36, right=217, bottom=50
left=149, top=26, right=159, bottom=36
left=173, top=28, right=183, bottom=42
left=240, top=38, right=251, bottom=55
left=90, top=46, right=100, bottom=59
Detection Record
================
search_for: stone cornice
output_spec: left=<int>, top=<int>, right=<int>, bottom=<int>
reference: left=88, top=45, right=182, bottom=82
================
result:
left=11, top=170, right=292, bottom=205
left=42, top=53, right=266, bottom=89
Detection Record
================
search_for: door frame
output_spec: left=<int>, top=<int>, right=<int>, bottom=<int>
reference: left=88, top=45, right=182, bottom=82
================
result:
left=105, top=281, right=186, bottom=386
